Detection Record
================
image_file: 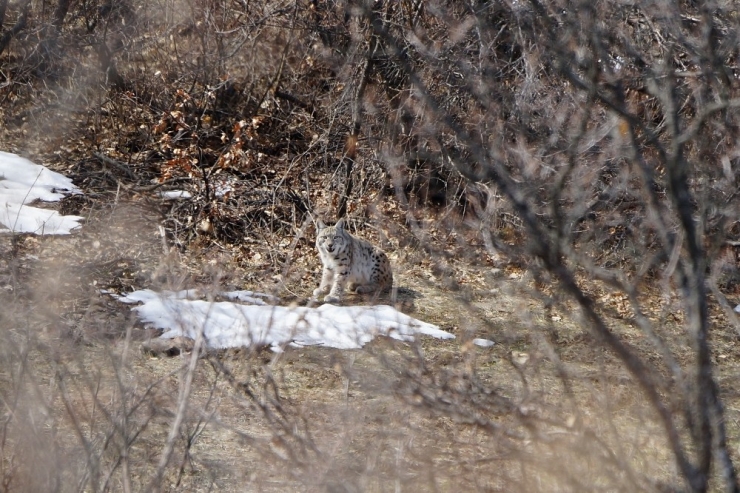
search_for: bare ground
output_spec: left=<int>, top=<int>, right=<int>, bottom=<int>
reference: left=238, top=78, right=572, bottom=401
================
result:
left=2, top=182, right=737, bottom=492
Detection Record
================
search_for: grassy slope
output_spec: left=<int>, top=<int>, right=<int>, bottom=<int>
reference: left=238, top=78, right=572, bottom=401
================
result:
left=2, top=188, right=733, bottom=491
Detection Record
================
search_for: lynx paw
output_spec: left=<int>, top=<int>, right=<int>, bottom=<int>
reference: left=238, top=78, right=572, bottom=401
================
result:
left=353, top=284, right=377, bottom=295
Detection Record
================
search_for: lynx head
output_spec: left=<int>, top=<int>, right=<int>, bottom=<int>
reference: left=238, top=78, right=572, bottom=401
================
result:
left=316, top=218, right=349, bottom=255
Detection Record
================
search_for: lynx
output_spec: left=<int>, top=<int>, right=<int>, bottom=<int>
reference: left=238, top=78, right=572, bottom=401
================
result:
left=313, top=218, right=393, bottom=303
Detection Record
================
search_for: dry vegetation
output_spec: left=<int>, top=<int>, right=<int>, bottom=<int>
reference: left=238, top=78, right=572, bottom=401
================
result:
left=2, top=0, right=740, bottom=491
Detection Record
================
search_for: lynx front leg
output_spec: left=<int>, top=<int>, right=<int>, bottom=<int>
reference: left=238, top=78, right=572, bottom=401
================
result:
left=313, top=267, right=334, bottom=298
left=324, top=270, right=348, bottom=304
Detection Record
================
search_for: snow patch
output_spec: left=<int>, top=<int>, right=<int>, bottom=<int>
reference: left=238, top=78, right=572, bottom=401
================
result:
left=0, top=151, right=83, bottom=235
left=115, top=289, right=454, bottom=351
left=473, top=338, right=495, bottom=348
left=159, top=190, right=192, bottom=200
left=222, top=290, right=279, bottom=305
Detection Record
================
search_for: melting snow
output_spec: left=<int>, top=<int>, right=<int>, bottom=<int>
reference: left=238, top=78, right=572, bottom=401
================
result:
left=221, top=290, right=279, bottom=305
left=473, top=338, right=495, bottom=348
left=0, top=151, right=83, bottom=235
left=159, top=190, right=192, bottom=200
left=115, top=289, right=454, bottom=351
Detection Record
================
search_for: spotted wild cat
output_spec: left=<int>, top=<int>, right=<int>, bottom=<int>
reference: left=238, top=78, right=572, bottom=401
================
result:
left=313, top=218, right=393, bottom=303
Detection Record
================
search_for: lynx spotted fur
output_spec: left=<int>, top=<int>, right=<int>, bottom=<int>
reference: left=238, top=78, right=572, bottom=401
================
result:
left=313, top=218, right=393, bottom=303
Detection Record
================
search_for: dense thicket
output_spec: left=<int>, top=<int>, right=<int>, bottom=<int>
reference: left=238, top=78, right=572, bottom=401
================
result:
left=2, top=1, right=740, bottom=491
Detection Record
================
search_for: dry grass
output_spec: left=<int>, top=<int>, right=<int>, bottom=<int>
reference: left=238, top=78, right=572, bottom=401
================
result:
left=3, top=195, right=735, bottom=491
left=2, top=0, right=740, bottom=491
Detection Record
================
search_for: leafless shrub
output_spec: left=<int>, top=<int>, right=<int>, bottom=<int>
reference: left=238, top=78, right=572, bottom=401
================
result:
left=337, top=0, right=740, bottom=491
left=3, top=0, right=740, bottom=491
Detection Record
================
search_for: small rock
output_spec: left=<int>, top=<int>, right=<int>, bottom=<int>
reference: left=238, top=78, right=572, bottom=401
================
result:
left=511, top=351, right=530, bottom=365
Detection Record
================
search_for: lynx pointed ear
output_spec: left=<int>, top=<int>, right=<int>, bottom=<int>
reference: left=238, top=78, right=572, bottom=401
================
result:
left=317, top=219, right=326, bottom=231
left=335, top=218, right=346, bottom=230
